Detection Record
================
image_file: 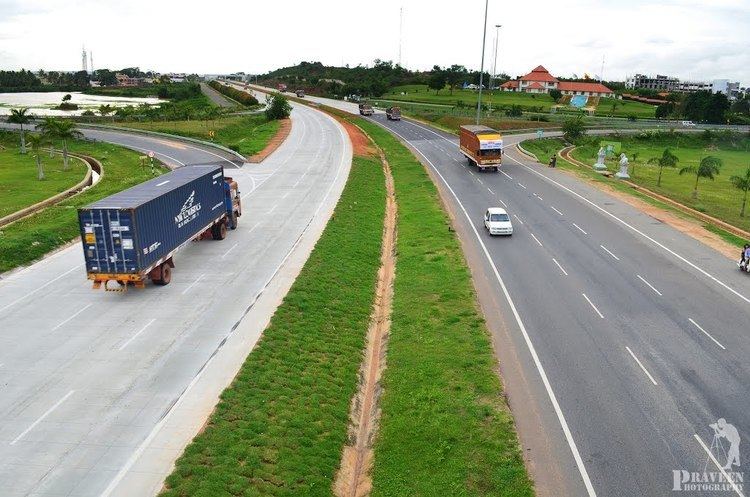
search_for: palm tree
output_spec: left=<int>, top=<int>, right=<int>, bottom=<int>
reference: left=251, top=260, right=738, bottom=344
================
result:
left=7, top=107, right=31, bottom=153
left=679, top=156, right=722, bottom=199
left=26, top=133, right=47, bottom=180
left=647, top=148, right=679, bottom=187
left=38, top=118, right=83, bottom=170
left=98, top=104, right=115, bottom=121
left=730, top=165, right=750, bottom=217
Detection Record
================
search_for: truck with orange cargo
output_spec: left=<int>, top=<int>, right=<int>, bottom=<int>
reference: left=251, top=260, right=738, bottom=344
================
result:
left=459, top=125, right=503, bottom=172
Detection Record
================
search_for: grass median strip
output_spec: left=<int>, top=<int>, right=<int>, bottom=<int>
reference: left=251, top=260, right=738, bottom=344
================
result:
left=160, top=154, right=386, bottom=496
left=355, top=120, right=534, bottom=496
left=0, top=131, right=166, bottom=273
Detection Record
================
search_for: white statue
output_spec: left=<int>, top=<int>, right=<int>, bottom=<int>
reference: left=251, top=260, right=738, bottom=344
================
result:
left=594, top=146, right=607, bottom=171
left=616, top=153, right=630, bottom=179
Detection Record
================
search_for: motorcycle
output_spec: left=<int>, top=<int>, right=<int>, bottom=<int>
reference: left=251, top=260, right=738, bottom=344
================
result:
left=737, top=259, right=750, bottom=273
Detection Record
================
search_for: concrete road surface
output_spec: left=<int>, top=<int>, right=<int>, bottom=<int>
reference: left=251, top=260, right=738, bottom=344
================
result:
left=199, top=82, right=237, bottom=108
left=0, top=102, right=352, bottom=496
left=366, top=114, right=750, bottom=497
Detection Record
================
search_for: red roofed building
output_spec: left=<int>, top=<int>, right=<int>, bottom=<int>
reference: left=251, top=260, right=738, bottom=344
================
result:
left=500, top=65, right=614, bottom=97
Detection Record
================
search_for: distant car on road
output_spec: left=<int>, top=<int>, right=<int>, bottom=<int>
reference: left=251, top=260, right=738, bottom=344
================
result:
left=484, top=207, right=513, bottom=236
left=359, top=103, right=374, bottom=116
left=681, top=120, right=696, bottom=127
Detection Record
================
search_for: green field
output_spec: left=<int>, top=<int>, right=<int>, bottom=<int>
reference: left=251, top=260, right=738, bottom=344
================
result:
left=161, top=154, right=386, bottom=496
left=116, top=115, right=280, bottom=156
left=0, top=142, right=86, bottom=218
left=0, top=130, right=166, bottom=272
left=356, top=120, right=533, bottom=497
left=382, top=84, right=656, bottom=119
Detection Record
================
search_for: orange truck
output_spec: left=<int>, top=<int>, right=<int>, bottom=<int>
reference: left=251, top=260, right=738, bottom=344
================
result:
left=459, top=125, right=503, bottom=172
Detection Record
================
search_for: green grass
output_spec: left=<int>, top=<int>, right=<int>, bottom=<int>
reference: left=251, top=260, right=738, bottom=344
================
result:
left=705, top=224, right=748, bottom=248
left=0, top=130, right=167, bottom=273
left=383, top=84, right=655, bottom=119
left=0, top=141, right=86, bottom=217
left=355, top=120, right=534, bottom=496
left=116, top=115, right=280, bottom=156
left=160, top=155, right=386, bottom=497
left=570, top=132, right=750, bottom=231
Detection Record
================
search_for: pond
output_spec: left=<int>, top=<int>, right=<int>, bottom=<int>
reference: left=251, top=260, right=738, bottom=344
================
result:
left=0, top=91, right=163, bottom=116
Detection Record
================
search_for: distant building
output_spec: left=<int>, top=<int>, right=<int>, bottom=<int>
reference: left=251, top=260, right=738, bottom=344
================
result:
left=500, top=65, right=614, bottom=97
left=115, top=73, right=138, bottom=86
left=627, top=73, right=742, bottom=100
left=625, top=74, right=679, bottom=91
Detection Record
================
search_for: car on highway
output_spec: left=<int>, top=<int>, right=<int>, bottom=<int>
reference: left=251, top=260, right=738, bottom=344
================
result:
left=484, top=207, right=513, bottom=236
left=681, top=120, right=696, bottom=127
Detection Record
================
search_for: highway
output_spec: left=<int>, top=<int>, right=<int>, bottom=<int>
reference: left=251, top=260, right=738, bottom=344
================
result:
left=364, top=114, right=750, bottom=496
left=0, top=101, right=352, bottom=496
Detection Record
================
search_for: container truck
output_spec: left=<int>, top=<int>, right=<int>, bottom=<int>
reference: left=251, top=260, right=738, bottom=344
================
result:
left=78, top=165, right=241, bottom=291
left=358, top=103, right=374, bottom=116
left=459, top=125, right=503, bottom=171
left=386, top=106, right=401, bottom=121
left=277, top=83, right=288, bottom=92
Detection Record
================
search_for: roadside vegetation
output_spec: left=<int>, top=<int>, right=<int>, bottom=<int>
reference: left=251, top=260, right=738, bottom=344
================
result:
left=116, top=115, right=280, bottom=156
left=0, top=130, right=166, bottom=272
left=160, top=154, right=386, bottom=496
left=0, top=139, right=86, bottom=217
left=208, top=80, right=259, bottom=106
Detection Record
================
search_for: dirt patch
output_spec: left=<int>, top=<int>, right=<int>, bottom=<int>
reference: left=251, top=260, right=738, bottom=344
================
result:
left=246, top=118, right=292, bottom=163
left=337, top=118, right=376, bottom=157
left=555, top=146, right=740, bottom=259
left=333, top=146, right=396, bottom=497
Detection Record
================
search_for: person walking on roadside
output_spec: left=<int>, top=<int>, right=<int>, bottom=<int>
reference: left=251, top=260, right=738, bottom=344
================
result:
left=549, top=155, right=557, bottom=168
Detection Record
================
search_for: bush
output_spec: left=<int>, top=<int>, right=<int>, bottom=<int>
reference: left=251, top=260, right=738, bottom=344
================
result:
left=562, top=116, right=586, bottom=142
left=208, top=80, right=259, bottom=106
left=627, top=114, right=637, bottom=122
left=549, top=89, right=562, bottom=102
left=505, top=105, right=523, bottom=117
left=265, top=93, right=292, bottom=120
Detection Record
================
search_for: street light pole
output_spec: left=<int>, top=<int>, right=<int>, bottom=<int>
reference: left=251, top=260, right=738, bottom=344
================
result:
left=476, top=0, right=489, bottom=125
left=489, top=24, right=501, bottom=115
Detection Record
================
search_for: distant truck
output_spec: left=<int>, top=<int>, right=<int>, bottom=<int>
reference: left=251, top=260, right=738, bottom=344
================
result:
left=78, top=166, right=241, bottom=291
left=277, top=83, right=288, bottom=92
left=295, top=89, right=305, bottom=98
left=358, top=103, right=374, bottom=116
left=459, top=125, right=503, bottom=171
left=386, top=106, right=401, bottom=121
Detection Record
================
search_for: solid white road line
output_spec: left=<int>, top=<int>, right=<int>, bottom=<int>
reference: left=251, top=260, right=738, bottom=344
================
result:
left=513, top=214, right=524, bottom=225
left=582, top=293, right=604, bottom=319
left=636, top=275, right=662, bottom=296
left=382, top=123, right=598, bottom=497
left=552, top=258, right=569, bottom=276
left=551, top=206, right=563, bottom=216
left=247, top=221, right=261, bottom=235
left=625, top=346, right=658, bottom=385
left=572, top=223, right=588, bottom=235
left=600, top=245, right=620, bottom=261
left=181, top=274, right=205, bottom=295
left=0, top=265, right=82, bottom=315
left=221, top=242, right=238, bottom=259
left=505, top=153, right=750, bottom=305
left=530, top=233, right=543, bottom=247
left=688, top=318, right=726, bottom=350
left=51, top=303, right=93, bottom=331
left=500, top=170, right=513, bottom=180
left=518, top=182, right=527, bottom=189
left=118, top=319, right=156, bottom=351
left=10, top=390, right=75, bottom=445
left=694, top=434, right=745, bottom=497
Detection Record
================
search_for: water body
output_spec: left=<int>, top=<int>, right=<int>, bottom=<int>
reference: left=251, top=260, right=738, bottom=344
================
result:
left=0, top=91, right=163, bottom=116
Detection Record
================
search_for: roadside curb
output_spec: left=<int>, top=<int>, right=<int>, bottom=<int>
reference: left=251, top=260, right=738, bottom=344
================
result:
left=78, top=123, right=247, bottom=163
left=246, top=118, right=292, bottom=163
left=0, top=153, right=101, bottom=228
left=516, top=142, right=539, bottom=162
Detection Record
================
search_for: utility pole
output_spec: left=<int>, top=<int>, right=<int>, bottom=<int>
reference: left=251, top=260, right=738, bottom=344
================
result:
left=398, top=6, right=403, bottom=67
left=476, top=0, right=489, bottom=125
left=488, top=24, right=501, bottom=114
left=90, top=51, right=94, bottom=74
left=600, top=55, right=605, bottom=83
left=81, top=46, right=87, bottom=73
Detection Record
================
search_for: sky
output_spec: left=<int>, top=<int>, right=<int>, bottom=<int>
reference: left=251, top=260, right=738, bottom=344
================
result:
left=0, top=0, right=748, bottom=84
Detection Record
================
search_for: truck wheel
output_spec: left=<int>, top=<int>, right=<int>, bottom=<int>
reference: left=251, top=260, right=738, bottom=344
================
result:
left=230, top=211, right=238, bottom=230
left=467, top=157, right=472, bottom=166
left=212, top=222, right=227, bottom=240
left=154, top=263, right=171, bottom=286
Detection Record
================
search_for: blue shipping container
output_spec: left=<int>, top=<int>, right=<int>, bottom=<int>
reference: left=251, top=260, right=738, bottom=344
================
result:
left=78, top=166, right=227, bottom=275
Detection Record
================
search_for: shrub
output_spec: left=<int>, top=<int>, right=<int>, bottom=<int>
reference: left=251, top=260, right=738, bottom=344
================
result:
left=627, top=114, right=637, bottom=122
left=208, top=80, right=259, bottom=106
left=505, top=105, right=523, bottom=117
left=265, top=93, right=292, bottom=120
left=562, top=116, right=586, bottom=142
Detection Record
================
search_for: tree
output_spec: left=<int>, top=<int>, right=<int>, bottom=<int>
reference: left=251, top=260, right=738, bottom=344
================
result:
left=38, top=118, right=83, bottom=170
left=7, top=107, right=31, bottom=153
left=705, top=93, right=730, bottom=124
left=562, top=117, right=585, bottom=142
left=62, top=94, right=72, bottom=102
left=445, top=64, right=468, bottom=95
left=98, top=104, right=115, bottom=121
left=730, top=165, right=750, bottom=217
left=655, top=102, right=674, bottom=119
left=265, top=93, right=291, bottom=120
left=679, top=156, right=722, bottom=199
left=428, top=65, right=446, bottom=95
left=26, top=133, right=47, bottom=180
left=648, top=148, right=679, bottom=187
left=549, top=89, right=562, bottom=102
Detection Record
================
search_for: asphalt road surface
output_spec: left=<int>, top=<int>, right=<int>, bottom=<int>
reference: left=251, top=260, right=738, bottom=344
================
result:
left=366, top=114, right=750, bottom=497
left=0, top=102, right=352, bottom=496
